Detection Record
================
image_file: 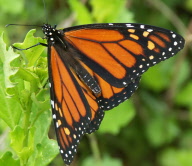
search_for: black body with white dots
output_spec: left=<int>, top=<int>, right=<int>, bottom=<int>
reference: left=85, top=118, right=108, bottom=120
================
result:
left=42, top=23, right=185, bottom=165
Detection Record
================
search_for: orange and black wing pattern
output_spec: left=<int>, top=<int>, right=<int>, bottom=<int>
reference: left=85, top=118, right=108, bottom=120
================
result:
left=63, top=23, right=184, bottom=88
left=48, top=45, right=103, bottom=165
left=48, top=43, right=140, bottom=164
left=42, top=23, right=185, bottom=165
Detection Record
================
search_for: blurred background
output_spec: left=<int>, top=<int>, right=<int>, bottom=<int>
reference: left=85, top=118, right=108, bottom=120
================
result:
left=0, top=0, right=192, bottom=166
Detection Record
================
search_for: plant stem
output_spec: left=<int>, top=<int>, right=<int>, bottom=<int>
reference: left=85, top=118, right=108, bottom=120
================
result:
left=20, top=108, right=30, bottom=166
left=88, top=134, right=102, bottom=165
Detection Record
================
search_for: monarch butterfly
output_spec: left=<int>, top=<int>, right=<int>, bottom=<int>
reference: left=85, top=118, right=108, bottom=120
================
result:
left=15, top=23, right=184, bottom=165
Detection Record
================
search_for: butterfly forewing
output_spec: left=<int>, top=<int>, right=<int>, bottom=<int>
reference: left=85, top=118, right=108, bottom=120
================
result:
left=64, top=23, right=184, bottom=88
left=48, top=46, right=93, bottom=164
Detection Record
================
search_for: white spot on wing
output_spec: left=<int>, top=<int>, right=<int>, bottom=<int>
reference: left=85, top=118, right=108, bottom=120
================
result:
left=53, top=114, right=56, bottom=119
left=56, top=122, right=59, bottom=128
left=126, top=24, right=134, bottom=27
left=174, top=41, right=178, bottom=46
left=172, top=34, right=176, bottom=38
left=169, top=47, right=172, bottom=51
left=51, top=100, right=54, bottom=108
left=147, top=29, right=153, bottom=32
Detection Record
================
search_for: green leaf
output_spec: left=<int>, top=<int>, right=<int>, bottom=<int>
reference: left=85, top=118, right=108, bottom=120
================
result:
left=13, top=29, right=46, bottom=67
left=173, top=60, right=191, bottom=90
left=99, top=100, right=135, bottom=135
left=10, top=126, right=25, bottom=153
left=139, top=90, right=168, bottom=113
left=115, top=7, right=134, bottom=23
left=141, top=58, right=175, bottom=92
left=185, top=0, right=192, bottom=11
left=30, top=93, right=52, bottom=144
left=0, top=151, right=20, bottom=166
left=0, top=94, right=22, bottom=129
left=159, top=148, right=192, bottom=166
left=146, top=118, right=180, bottom=147
left=29, top=138, right=58, bottom=166
left=68, top=0, right=93, bottom=24
left=0, top=33, right=22, bottom=129
left=91, top=0, right=127, bottom=22
left=0, top=32, right=20, bottom=91
left=15, top=68, right=40, bottom=93
left=0, top=0, right=24, bottom=14
left=180, top=131, right=192, bottom=149
left=10, top=126, right=34, bottom=161
left=82, top=155, right=122, bottom=166
left=28, top=93, right=58, bottom=166
left=175, top=81, right=192, bottom=107
left=1, top=28, right=57, bottom=165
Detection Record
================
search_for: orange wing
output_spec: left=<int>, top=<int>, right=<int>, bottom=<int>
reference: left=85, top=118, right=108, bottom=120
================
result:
left=64, top=23, right=184, bottom=88
left=45, top=23, right=184, bottom=165
left=49, top=46, right=94, bottom=164
left=48, top=44, right=140, bottom=164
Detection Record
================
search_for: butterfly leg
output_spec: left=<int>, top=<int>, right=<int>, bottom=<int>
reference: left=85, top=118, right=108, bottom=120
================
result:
left=12, top=42, right=48, bottom=50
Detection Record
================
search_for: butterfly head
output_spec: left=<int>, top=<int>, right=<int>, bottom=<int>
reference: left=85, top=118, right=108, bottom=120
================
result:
left=42, top=24, right=61, bottom=44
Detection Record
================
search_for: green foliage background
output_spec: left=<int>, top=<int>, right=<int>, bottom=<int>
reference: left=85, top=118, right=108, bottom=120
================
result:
left=0, top=0, right=191, bottom=166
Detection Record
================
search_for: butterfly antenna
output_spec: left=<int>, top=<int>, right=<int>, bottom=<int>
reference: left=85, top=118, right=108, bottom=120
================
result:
left=6, top=24, right=42, bottom=28
left=43, top=0, right=48, bottom=24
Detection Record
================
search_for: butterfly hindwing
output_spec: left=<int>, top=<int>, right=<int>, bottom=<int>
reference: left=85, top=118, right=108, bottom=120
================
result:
left=85, top=76, right=141, bottom=134
left=96, top=76, right=141, bottom=111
